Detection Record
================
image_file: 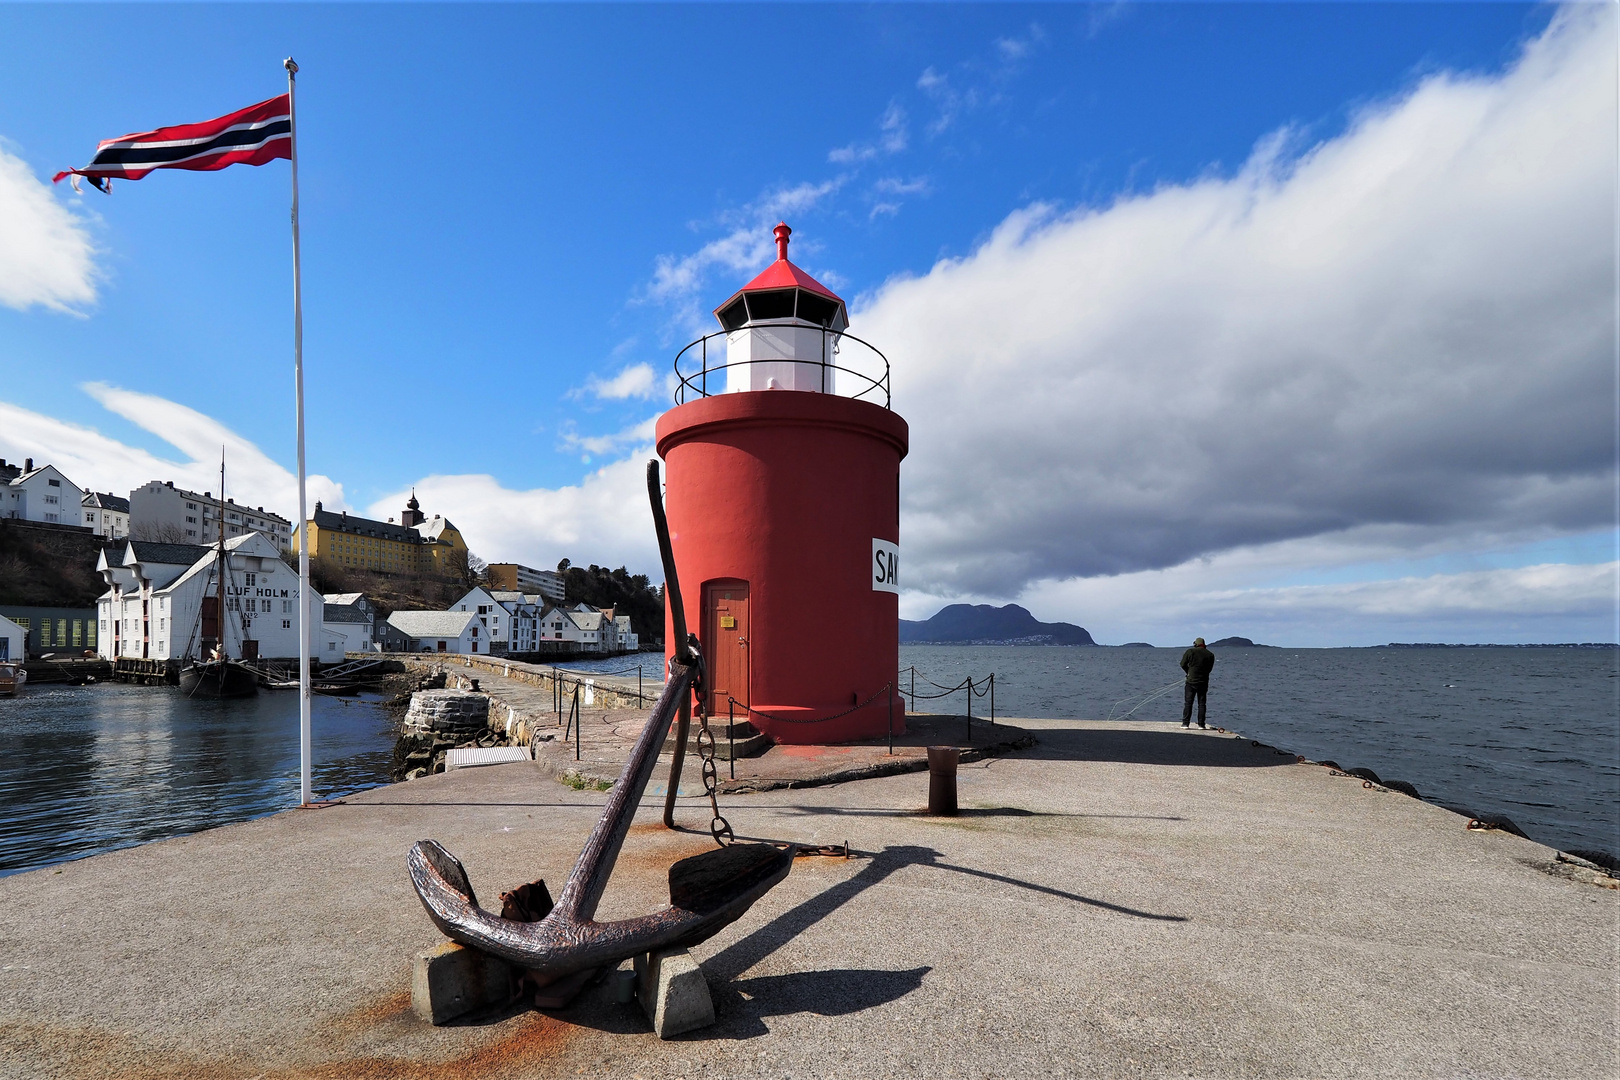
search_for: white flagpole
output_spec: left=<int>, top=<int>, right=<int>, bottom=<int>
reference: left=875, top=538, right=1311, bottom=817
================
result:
left=285, top=56, right=313, bottom=806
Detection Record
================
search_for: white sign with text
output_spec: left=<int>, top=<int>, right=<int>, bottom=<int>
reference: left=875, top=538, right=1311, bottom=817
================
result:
left=872, top=538, right=900, bottom=594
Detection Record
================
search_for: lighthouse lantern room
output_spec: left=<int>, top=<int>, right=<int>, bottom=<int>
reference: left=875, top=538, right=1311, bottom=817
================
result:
left=658, top=224, right=908, bottom=744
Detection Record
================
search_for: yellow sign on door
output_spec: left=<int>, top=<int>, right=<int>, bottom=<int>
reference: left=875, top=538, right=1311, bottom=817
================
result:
left=719, top=616, right=736, bottom=630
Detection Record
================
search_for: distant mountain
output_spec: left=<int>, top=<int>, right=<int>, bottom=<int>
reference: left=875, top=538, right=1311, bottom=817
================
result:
left=1118, top=642, right=1155, bottom=648
left=1209, top=636, right=1269, bottom=647
left=900, top=604, right=1096, bottom=646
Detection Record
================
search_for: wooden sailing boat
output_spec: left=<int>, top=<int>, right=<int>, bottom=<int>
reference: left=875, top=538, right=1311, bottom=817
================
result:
left=178, top=456, right=259, bottom=699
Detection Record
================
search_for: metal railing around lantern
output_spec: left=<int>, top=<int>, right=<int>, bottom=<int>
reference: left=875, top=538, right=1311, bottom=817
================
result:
left=673, top=327, right=892, bottom=408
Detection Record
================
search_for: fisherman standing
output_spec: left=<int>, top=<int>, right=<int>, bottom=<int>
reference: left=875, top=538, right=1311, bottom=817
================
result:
left=1180, top=637, right=1215, bottom=728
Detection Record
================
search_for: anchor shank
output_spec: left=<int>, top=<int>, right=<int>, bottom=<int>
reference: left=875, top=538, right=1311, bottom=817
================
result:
left=552, top=659, right=693, bottom=923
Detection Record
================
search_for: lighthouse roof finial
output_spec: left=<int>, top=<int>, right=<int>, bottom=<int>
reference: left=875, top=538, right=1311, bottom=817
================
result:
left=773, top=222, right=791, bottom=261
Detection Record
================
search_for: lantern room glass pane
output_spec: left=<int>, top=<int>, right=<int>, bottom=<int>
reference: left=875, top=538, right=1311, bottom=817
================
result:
left=719, top=298, right=749, bottom=330
left=745, top=289, right=795, bottom=321
left=795, top=290, right=838, bottom=327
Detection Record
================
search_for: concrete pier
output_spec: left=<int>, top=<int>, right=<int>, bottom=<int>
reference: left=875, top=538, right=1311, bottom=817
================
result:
left=0, top=717, right=1612, bottom=1078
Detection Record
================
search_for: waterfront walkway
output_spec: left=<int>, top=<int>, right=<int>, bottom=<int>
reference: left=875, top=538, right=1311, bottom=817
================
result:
left=0, top=718, right=1612, bottom=1079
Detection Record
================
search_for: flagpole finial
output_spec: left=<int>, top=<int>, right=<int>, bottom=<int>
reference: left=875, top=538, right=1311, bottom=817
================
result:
left=284, top=57, right=299, bottom=76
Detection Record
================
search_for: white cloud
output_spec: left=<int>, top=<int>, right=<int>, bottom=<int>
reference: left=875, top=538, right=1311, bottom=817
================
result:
left=874, top=176, right=931, bottom=196
left=644, top=179, right=847, bottom=330
left=0, top=384, right=346, bottom=515
left=916, top=67, right=976, bottom=135
left=366, top=452, right=660, bottom=577
left=0, top=144, right=98, bottom=313
left=581, top=362, right=658, bottom=401
left=902, top=526, right=1619, bottom=645
left=1, top=381, right=664, bottom=580
left=1211, top=562, right=1615, bottom=620
left=559, top=415, right=658, bottom=458
left=995, top=24, right=1045, bottom=63
left=829, top=102, right=910, bottom=164
left=862, top=5, right=1617, bottom=600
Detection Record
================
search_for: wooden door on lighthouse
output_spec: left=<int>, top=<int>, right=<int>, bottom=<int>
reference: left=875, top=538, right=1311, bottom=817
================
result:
left=702, top=581, right=749, bottom=716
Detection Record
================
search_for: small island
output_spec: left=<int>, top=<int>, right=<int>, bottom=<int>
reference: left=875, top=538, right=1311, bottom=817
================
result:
left=900, top=603, right=1096, bottom=646
left=1208, top=636, right=1270, bottom=647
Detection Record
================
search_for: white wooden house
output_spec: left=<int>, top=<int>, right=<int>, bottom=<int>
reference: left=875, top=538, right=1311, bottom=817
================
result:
left=4, top=462, right=83, bottom=525
left=386, top=610, right=483, bottom=654
left=0, top=614, right=24, bottom=661
left=97, top=533, right=314, bottom=662
left=447, top=587, right=543, bottom=656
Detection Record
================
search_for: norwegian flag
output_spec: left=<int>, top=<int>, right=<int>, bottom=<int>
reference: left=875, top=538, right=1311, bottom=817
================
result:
left=53, top=94, right=290, bottom=192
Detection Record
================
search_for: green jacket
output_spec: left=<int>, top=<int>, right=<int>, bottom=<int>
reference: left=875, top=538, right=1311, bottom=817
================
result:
left=1180, top=646, right=1215, bottom=687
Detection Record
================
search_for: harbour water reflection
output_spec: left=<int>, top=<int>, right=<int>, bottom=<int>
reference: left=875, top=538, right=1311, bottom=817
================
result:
left=0, top=682, right=396, bottom=877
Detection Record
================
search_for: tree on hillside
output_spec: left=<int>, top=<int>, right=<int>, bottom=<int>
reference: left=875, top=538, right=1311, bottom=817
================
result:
left=557, top=562, right=662, bottom=644
left=129, top=521, right=190, bottom=544
left=444, top=548, right=488, bottom=591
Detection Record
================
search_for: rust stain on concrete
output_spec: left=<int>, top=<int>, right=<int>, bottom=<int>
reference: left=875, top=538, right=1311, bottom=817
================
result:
left=2, top=1006, right=580, bottom=1080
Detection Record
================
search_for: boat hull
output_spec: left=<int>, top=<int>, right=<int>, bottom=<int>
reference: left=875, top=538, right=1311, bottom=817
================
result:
left=179, top=661, right=259, bottom=699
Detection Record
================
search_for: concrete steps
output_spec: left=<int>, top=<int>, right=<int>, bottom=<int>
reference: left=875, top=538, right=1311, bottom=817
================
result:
left=661, top=719, right=772, bottom=761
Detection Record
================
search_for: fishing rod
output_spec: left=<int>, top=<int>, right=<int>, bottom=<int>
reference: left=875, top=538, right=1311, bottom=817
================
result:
left=1105, top=678, right=1185, bottom=722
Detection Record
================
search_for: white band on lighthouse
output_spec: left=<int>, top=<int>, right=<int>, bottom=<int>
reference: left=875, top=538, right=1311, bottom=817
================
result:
left=872, top=538, right=900, bottom=593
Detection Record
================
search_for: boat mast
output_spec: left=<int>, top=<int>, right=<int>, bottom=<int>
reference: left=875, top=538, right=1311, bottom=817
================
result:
left=217, top=454, right=227, bottom=662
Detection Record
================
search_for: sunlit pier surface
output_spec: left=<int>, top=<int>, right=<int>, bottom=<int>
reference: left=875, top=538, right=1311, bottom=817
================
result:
left=0, top=717, right=1611, bottom=1079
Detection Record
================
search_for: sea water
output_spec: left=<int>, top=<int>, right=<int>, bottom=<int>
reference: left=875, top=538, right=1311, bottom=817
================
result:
left=0, top=682, right=395, bottom=877
left=4, top=646, right=1614, bottom=876
left=900, top=644, right=1619, bottom=859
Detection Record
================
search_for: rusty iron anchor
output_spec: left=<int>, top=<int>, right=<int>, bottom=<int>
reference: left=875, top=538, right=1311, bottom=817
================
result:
left=407, top=460, right=793, bottom=999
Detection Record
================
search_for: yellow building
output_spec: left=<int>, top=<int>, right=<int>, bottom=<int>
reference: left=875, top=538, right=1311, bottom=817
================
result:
left=293, top=493, right=467, bottom=575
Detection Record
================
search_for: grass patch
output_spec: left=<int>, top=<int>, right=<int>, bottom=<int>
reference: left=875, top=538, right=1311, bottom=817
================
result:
left=560, top=770, right=613, bottom=792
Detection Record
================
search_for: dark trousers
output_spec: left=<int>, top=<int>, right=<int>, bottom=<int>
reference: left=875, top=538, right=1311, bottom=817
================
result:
left=1182, top=683, right=1208, bottom=725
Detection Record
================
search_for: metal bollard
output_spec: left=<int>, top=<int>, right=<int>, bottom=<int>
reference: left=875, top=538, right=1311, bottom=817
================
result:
left=927, top=746, right=959, bottom=816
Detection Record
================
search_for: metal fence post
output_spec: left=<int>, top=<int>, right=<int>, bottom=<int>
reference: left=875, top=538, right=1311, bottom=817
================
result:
left=990, top=672, right=995, bottom=726
left=887, top=683, right=894, bottom=756
left=728, top=697, right=735, bottom=780
left=572, top=684, right=581, bottom=761
left=910, top=666, right=916, bottom=712
left=964, top=678, right=972, bottom=744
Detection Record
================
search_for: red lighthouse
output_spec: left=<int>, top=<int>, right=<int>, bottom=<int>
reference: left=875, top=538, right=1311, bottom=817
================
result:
left=657, top=224, right=908, bottom=744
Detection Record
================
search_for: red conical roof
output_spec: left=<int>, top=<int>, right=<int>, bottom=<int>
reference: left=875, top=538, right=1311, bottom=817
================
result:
left=734, top=255, right=843, bottom=302
left=712, top=224, right=845, bottom=326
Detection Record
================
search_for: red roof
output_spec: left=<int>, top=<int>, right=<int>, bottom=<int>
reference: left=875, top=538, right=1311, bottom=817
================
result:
left=734, top=256, right=843, bottom=304
left=712, top=223, right=845, bottom=322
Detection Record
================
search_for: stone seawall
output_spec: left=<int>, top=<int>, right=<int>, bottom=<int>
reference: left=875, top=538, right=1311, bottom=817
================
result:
left=401, top=654, right=655, bottom=712
left=393, top=656, right=662, bottom=780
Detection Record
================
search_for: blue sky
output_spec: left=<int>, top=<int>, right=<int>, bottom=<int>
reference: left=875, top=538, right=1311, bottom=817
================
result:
left=1, top=3, right=1614, bottom=645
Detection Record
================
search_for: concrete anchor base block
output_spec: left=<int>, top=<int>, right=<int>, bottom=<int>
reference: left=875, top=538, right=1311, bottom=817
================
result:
left=411, top=942, right=513, bottom=1025
left=634, top=948, right=715, bottom=1038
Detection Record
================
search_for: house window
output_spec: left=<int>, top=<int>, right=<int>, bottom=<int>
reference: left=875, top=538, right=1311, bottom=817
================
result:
left=44, top=494, right=58, bottom=505
left=186, top=516, right=197, bottom=523
left=245, top=573, right=256, bottom=587
left=187, top=502, right=197, bottom=510
left=283, top=620, right=291, bottom=629
left=47, top=478, right=60, bottom=487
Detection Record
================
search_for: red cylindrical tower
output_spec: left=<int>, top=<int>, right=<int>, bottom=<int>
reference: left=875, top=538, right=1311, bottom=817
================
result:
left=658, top=224, right=908, bottom=744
